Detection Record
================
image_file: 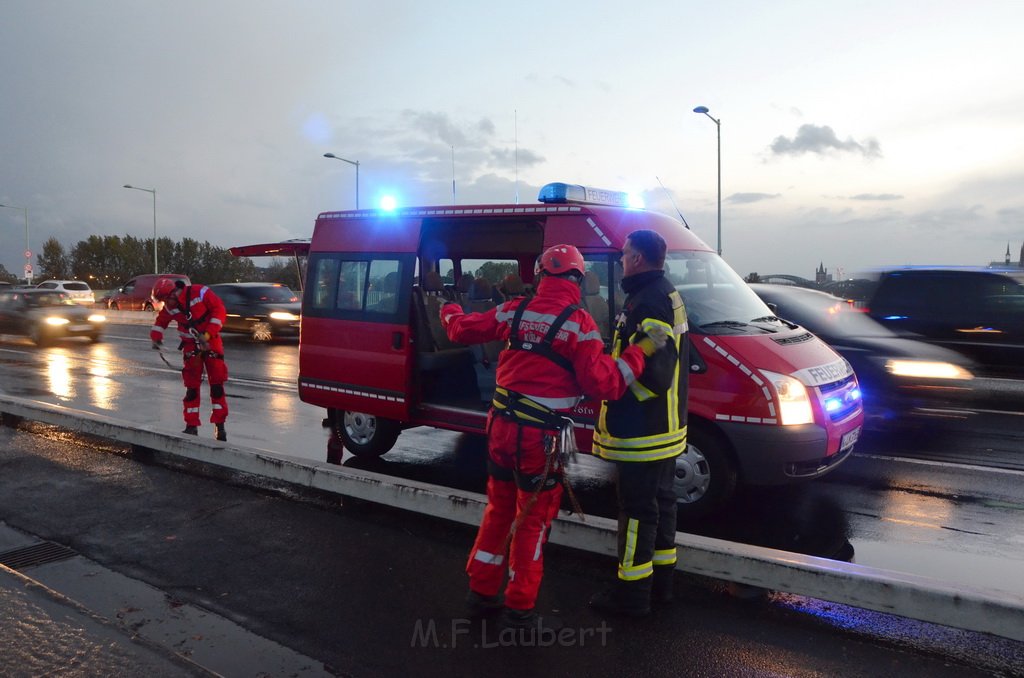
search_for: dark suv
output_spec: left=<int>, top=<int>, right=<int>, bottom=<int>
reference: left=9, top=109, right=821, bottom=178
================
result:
left=209, top=282, right=301, bottom=341
left=858, top=267, right=1024, bottom=377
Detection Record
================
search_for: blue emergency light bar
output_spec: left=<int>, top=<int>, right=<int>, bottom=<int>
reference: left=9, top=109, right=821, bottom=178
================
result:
left=538, top=182, right=639, bottom=208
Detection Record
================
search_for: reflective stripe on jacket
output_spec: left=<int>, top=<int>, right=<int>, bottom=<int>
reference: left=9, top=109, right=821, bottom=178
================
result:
left=594, top=270, right=689, bottom=462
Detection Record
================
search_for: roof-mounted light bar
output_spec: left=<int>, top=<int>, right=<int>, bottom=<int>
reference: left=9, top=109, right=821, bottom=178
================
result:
left=538, top=182, right=641, bottom=208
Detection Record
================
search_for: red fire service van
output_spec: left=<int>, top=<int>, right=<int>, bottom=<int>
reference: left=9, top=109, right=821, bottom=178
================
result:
left=233, top=182, right=863, bottom=514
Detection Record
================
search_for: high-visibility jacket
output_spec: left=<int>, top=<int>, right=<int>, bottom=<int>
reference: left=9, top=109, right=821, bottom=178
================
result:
left=593, top=269, right=689, bottom=462
left=441, top=276, right=646, bottom=411
left=150, top=284, right=227, bottom=354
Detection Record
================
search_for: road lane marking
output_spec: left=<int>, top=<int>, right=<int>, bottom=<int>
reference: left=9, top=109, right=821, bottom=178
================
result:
left=852, top=453, right=1024, bottom=476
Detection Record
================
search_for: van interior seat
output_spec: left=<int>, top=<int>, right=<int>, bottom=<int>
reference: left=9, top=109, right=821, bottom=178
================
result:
left=410, top=272, right=475, bottom=387
left=582, top=270, right=610, bottom=342
left=455, top=274, right=475, bottom=306
left=465, top=277, right=504, bottom=402
left=499, top=273, right=526, bottom=300
left=421, top=271, right=462, bottom=351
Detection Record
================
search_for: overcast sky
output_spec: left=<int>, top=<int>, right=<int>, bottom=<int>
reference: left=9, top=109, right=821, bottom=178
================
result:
left=2, top=1, right=1022, bottom=283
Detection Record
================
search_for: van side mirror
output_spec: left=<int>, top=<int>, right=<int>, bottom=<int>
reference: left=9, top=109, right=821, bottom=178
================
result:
left=766, top=302, right=778, bottom=314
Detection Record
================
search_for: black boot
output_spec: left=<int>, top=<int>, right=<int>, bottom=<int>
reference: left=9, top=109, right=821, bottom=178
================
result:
left=652, top=566, right=675, bottom=605
left=589, top=579, right=651, bottom=617
left=497, top=607, right=563, bottom=635
left=182, top=425, right=198, bottom=435
left=465, top=589, right=503, bottom=617
left=215, top=423, right=227, bottom=441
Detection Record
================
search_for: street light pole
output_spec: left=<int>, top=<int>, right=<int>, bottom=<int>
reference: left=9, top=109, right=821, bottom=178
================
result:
left=693, top=106, right=722, bottom=256
left=0, top=202, right=30, bottom=282
left=323, top=153, right=360, bottom=209
left=123, top=185, right=158, bottom=274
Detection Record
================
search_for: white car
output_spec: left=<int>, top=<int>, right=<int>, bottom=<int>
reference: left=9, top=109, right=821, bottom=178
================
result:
left=35, top=280, right=96, bottom=305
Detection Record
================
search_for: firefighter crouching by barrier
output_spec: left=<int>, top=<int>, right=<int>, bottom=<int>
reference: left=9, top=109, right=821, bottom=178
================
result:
left=150, top=278, right=230, bottom=441
left=440, top=244, right=666, bottom=637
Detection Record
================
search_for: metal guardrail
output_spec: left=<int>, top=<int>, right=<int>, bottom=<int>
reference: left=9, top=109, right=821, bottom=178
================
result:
left=1, top=394, right=1022, bottom=643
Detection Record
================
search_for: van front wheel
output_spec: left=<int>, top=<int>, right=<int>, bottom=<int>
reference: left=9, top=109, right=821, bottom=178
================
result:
left=674, top=426, right=738, bottom=518
left=336, top=410, right=400, bottom=458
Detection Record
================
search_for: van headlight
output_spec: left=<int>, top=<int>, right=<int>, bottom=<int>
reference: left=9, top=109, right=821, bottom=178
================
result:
left=761, top=370, right=814, bottom=425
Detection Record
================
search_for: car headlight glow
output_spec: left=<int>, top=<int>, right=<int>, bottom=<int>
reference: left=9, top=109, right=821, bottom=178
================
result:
left=45, top=317, right=70, bottom=326
left=885, top=359, right=973, bottom=380
left=761, top=369, right=814, bottom=425
left=269, top=311, right=299, bottom=321
left=87, top=314, right=106, bottom=323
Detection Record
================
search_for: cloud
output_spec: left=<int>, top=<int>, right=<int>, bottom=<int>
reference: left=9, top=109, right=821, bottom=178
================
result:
left=850, top=193, right=903, bottom=201
left=727, top=192, right=781, bottom=204
left=770, top=124, right=881, bottom=158
left=402, top=110, right=489, bottom=147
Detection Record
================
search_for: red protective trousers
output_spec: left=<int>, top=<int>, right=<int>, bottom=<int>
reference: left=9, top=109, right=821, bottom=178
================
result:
left=181, top=347, right=229, bottom=427
left=465, top=415, right=563, bottom=611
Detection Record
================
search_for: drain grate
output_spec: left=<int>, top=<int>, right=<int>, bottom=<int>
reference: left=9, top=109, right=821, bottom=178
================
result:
left=0, top=541, right=79, bottom=570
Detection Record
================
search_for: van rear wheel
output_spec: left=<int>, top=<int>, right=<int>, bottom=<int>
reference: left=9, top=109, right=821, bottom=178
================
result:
left=674, top=425, right=738, bottom=518
left=335, top=410, right=400, bottom=459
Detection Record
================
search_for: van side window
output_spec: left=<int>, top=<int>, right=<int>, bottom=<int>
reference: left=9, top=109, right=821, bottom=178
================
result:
left=367, top=260, right=401, bottom=314
left=305, top=253, right=411, bottom=321
left=310, top=258, right=339, bottom=309
left=338, top=261, right=368, bottom=311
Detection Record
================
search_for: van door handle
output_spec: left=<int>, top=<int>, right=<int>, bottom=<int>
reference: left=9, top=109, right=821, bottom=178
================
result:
left=392, top=331, right=404, bottom=350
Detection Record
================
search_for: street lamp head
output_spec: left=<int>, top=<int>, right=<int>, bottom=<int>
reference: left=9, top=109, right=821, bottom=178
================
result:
left=123, top=184, right=133, bottom=189
left=693, top=106, right=709, bottom=114
left=323, top=153, right=336, bottom=159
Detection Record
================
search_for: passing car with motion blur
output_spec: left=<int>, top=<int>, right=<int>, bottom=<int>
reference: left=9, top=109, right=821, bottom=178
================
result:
left=35, top=279, right=96, bottom=306
left=0, top=289, right=105, bottom=345
left=208, top=282, right=301, bottom=341
left=751, top=284, right=975, bottom=430
left=854, top=267, right=1024, bottom=378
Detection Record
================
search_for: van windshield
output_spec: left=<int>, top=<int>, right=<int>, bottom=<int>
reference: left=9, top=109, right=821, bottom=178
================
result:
left=664, top=252, right=774, bottom=334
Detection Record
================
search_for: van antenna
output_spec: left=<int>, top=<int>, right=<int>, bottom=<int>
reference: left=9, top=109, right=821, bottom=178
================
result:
left=514, top=109, right=519, bottom=205
left=656, top=175, right=690, bottom=229
left=451, top=145, right=456, bottom=205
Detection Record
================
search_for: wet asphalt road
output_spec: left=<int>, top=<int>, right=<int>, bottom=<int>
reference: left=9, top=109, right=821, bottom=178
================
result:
left=1, top=320, right=1023, bottom=674
left=2, top=423, right=1023, bottom=677
left=0, top=322, right=1022, bottom=596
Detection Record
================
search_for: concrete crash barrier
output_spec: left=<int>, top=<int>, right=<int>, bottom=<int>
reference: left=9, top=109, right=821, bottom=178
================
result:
left=2, top=394, right=1022, bottom=643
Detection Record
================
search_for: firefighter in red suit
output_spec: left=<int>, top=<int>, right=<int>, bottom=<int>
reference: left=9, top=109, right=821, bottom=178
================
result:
left=440, top=244, right=665, bottom=633
left=150, top=278, right=230, bottom=441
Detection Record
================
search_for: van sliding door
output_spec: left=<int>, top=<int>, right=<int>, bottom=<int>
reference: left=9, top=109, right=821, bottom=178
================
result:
left=299, top=252, right=414, bottom=422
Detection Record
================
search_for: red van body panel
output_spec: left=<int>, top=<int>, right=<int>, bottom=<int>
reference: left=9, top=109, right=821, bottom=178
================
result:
left=298, top=316, right=410, bottom=422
